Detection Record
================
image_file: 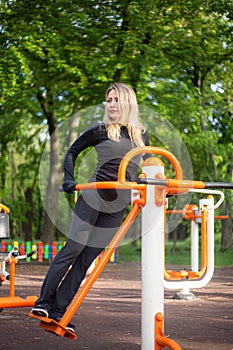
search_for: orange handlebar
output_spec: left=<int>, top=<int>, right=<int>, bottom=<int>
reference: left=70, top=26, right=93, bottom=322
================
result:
left=0, top=203, right=10, bottom=214
left=74, top=147, right=208, bottom=194
left=75, top=181, right=145, bottom=191
left=75, top=147, right=183, bottom=193
left=118, top=146, right=183, bottom=182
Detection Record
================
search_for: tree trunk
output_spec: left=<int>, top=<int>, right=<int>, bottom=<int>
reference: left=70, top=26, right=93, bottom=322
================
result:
left=221, top=195, right=232, bottom=249
left=37, top=90, right=60, bottom=244
left=35, top=194, right=43, bottom=240
left=171, top=227, right=178, bottom=254
left=66, top=113, right=80, bottom=222
left=22, top=187, right=33, bottom=242
left=221, top=155, right=233, bottom=250
left=221, top=88, right=233, bottom=249
left=42, top=127, right=60, bottom=244
left=0, top=143, right=7, bottom=190
left=192, top=63, right=218, bottom=178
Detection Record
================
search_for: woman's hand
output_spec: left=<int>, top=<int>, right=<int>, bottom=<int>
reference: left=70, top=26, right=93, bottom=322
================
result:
left=61, top=181, right=76, bottom=193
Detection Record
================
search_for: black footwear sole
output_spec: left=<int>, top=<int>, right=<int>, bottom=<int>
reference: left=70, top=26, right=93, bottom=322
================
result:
left=65, top=324, right=75, bottom=333
left=31, top=307, right=49, bottom=318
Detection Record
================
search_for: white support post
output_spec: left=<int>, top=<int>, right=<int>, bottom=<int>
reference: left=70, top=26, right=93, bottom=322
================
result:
left=201, top=196, right=215, bottom=282
left=191, top=219, right=199, bottom=272
left=141, top=159, right=165, bottom=350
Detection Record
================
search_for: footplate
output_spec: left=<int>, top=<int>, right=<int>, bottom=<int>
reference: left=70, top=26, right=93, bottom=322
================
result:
left=29, top=312, right=77, bottom=340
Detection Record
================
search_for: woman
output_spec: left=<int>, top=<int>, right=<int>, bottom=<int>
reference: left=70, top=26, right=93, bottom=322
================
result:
left=31, top=82, right=150, bottom=333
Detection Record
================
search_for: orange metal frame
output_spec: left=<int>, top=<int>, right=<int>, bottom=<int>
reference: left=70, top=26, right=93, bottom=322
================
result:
left=0, top=254, right=37, bottom=308
left=0, top=203, right=37, bottom=309
left=0, top=203, right=10, bottom=214
left=164, top=206, right=208, bottom=281
left=164, top=204, right=228, bottom=281
left=155, top=313, right=182, bottom=350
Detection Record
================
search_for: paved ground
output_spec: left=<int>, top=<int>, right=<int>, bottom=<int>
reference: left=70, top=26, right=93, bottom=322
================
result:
left=0, top=261, right=232, bottom=350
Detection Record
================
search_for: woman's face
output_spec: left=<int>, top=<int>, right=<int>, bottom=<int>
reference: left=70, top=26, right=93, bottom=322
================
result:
left=106, top=89, right=120, bottom=121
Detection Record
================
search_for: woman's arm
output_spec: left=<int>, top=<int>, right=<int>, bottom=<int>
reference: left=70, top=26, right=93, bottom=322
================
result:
left=62, top=127, right=95, bottom=193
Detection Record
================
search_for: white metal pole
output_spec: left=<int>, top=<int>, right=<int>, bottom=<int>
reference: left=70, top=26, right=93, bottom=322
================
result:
left=141, top=159, right=165, bottom=350
left=191, top=219, right=199, bottom=272
left=202, top=196, right=215, bottom=281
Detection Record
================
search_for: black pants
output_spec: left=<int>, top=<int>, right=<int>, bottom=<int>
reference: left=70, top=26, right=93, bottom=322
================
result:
left=35, top=190, right=128, bottom=317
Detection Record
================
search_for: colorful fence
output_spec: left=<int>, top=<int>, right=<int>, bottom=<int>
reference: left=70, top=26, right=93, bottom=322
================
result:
left=0, top=241, right=119, bottom=263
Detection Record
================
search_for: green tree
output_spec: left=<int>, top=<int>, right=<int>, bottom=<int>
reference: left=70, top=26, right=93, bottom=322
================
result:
left=0, top=0, right=232, bottom=248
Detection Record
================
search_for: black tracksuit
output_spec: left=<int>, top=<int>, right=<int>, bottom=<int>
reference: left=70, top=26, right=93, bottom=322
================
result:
left=35, top=122, right=149, bottom=317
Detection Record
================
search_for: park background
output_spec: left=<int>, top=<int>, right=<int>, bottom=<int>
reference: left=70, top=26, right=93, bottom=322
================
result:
left=0, top=0, right=232, bottom=265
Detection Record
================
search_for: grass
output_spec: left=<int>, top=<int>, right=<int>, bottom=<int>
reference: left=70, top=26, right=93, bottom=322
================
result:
left=119, top=236, right=233, bottom=267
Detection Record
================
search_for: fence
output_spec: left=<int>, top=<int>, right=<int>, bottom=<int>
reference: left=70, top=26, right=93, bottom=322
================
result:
left=0, top=241, right=119, bottom=263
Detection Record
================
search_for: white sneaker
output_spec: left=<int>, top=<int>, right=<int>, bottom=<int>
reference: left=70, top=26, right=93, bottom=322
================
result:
left=31, top=304, right=49, bottom=318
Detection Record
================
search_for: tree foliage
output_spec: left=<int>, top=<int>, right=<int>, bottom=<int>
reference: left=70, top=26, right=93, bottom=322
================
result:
left=0, top=0, right=232, bottom=247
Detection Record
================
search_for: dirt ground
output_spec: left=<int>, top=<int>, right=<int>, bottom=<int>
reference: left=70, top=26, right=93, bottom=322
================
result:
left=0, top=261, right=232, bottom=350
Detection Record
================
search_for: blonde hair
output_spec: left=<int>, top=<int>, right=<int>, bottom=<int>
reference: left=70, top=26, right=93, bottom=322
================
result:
left=103, top=82, right=145, bottom=147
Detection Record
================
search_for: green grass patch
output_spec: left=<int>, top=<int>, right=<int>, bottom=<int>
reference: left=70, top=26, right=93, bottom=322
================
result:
left=119, top=237, right=233, bottom=267
left=119, top=240, right=142, bottom=262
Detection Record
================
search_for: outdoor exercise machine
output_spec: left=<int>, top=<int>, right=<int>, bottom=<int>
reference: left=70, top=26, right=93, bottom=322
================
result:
left=0, top=203, right=37, bottom=310
left=29, top=146, right=233, bottom=349
left=165, top=195, right=228, bottom=300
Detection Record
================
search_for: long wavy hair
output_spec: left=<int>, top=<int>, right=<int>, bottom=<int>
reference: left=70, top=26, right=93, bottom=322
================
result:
left=103, top=82, right=146, bottom=146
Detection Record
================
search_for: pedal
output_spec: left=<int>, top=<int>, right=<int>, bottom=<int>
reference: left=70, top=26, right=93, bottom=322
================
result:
left=29, top=313, right=77, bottom=340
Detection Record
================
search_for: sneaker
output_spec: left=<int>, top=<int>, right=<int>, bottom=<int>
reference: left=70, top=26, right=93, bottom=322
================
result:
left=31, top=304, right=49, bottom=318
left=51, top=316, right=76, bottom=333
left=65, top=322, right=76, bottom=333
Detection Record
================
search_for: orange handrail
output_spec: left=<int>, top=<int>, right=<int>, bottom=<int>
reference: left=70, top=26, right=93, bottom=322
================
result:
left=155, top=313, right=182, bottom=350
left=0, top=253, right=37, bottom=309
left=164, top=206, right=208, bottom=281
left=214, top=215, right=228, bottom=220
left=75, top=147, right=209, bottom=197
left=166, top=179, right=205, bottom=189
left=0, top=203, right=10, bottom=214
left=9, top=257, right=16, bottom=297
left=118, top=146, right=183, bottom=182
left=75, top=181, right=147, bottom=207
left=75, top=180, right=145, bottom=191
